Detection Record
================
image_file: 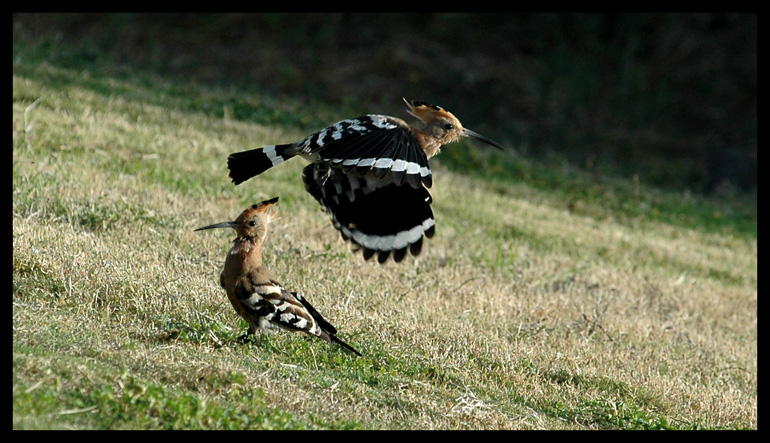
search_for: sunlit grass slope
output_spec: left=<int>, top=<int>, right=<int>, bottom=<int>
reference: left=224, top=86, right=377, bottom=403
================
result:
left=13, top=46, right=756, bottom=429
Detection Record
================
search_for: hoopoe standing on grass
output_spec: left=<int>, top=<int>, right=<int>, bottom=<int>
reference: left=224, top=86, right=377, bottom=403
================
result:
left=195, top=197, right=361, bottom=356
left=227, top=99, right=505, bottom=263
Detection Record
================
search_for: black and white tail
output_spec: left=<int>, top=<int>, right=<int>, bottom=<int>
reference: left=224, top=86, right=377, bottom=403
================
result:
left=227, top=144, right=297, bottom=185
left=291, top=291, right=362, bottom=357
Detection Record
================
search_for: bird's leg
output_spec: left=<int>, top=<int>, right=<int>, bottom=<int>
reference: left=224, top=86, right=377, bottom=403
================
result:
left=236, top=324, right=258, bottom=343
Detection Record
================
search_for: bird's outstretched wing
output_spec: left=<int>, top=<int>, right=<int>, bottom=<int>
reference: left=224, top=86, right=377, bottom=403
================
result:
left=303, top=163, right=435, bottom=264
left=302, top=115, right=433, bottom=189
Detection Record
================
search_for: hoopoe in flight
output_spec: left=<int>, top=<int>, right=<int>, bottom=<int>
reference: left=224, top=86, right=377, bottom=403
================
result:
left=195, top=198, right=361, bottom=356
left=227, top=99, right=505, bottom=263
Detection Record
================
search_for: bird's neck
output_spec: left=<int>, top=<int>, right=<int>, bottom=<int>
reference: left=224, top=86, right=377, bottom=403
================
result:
left=413, top=131, right=443, bottom=159
left=224, top=237, right=279, bottom=288
left=230, top=236, right=265, bottom=268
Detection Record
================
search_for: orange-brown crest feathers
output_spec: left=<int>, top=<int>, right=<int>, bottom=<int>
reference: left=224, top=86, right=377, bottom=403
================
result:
left=237, top=197, right=279, bottom=228
left=403, top=98, right=506, bottom=153
left=195, top=197, right=279, bottom=241
left=247, top=197, right=279, bottom=223
left=403, top=98, right=462, bottom=128
left=251, top=197, right=279, bottom=212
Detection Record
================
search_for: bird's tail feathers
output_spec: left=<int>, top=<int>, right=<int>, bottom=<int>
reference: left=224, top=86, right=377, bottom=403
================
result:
left=290, top=291, right=362, bottom=357
left=227, top=144, right=296, bottom=185
left=326, top=332, right=362, bottom=357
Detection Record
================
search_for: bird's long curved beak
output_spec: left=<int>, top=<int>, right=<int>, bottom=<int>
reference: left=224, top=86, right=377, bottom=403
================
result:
left=194, top=221, right=238, bottom=231
left=462, top=128, right=505, bottom=150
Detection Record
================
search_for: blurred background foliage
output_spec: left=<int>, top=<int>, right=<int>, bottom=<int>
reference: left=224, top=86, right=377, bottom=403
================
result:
left=13, top=13, right=756, bottom=196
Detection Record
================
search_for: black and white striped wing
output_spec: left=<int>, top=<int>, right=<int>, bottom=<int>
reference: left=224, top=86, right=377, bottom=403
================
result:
left=299, top=115, right=433, bottom=189
left=234, top=279, right=324, bottom=336
left=233, top=277, right=361, bottom=355
left=288, top=291, right=337, bottom=335
left=290, top=291, right=362, bottom=356
left=303, top=164, right=436, bottom=263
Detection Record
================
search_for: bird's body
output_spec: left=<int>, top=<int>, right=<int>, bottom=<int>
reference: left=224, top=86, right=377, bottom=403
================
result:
left=227, top=99, right=504, bottom=263
left=196, top=198, right=361, bottom=356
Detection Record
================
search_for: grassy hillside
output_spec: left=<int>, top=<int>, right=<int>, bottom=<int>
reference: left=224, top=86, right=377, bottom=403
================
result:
left=13, top=36, right=756, bottom=429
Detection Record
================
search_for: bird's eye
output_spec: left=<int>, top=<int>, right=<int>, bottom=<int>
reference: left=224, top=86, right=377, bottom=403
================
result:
left=443, top=122, right=454, bottom=130
left=248, top=220, right=256, bottom=227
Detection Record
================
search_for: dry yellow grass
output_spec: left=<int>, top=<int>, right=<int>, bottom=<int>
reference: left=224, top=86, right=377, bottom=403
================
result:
left=12, top=63, right=756, bottom=429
